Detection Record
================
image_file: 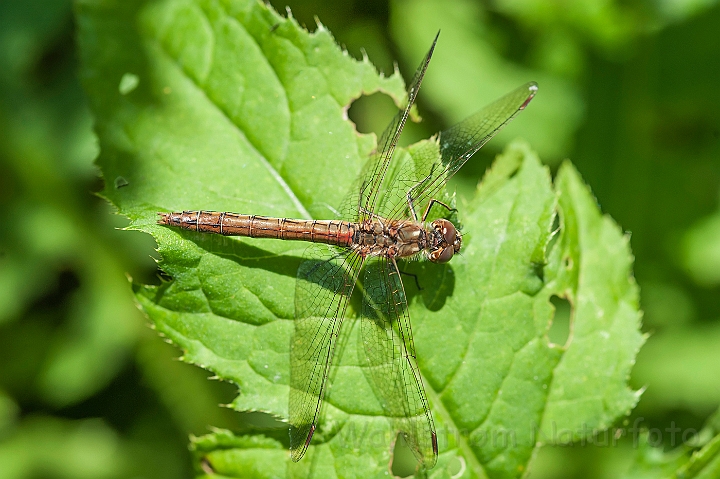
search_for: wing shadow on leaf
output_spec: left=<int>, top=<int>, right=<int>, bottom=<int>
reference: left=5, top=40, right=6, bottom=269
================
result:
left=399, top=261, right=456, bottom=312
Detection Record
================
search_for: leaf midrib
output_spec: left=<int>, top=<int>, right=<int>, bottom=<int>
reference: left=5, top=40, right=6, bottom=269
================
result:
left=152, top=4, right=314, bottom=219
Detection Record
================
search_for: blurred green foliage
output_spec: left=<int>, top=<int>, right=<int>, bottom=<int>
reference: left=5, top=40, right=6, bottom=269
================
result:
left=1, top=0, right=718, bottom=477
left=0, top=0, right=244, bottom=477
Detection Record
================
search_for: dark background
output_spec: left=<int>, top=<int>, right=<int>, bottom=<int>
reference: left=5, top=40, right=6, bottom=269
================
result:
left=0, top=0, right=718, bottom=477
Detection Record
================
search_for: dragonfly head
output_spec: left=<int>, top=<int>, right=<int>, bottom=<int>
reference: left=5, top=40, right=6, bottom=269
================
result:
left=428, top=219, right=462, bottom=264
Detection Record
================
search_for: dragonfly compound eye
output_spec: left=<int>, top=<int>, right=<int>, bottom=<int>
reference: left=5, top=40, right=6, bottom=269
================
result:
left=430, top=245, right=455, bottom=263
left=441, top=220, right=457, bottom=245
left=432, top=219, right=461, bottom=249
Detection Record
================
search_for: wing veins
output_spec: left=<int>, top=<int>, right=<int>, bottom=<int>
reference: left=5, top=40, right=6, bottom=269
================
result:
left=360, top=32, right=439, bottom=219
left=290, top=246, right=365, bottom=461
left=383, top=82, right=538, bottom=222
left=360, top=256, right=437, bottom=468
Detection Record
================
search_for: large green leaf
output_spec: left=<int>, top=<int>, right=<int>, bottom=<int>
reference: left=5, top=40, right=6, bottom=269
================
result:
left=77, top=0, right=643, bottom=477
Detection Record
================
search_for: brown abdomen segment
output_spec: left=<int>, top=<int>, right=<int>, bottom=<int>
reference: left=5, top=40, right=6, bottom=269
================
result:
left=158, top=211, right=354, bottom=247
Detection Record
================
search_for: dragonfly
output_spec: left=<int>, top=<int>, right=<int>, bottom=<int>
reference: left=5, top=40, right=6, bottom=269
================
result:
left=158, top=33, right=536, bottom=469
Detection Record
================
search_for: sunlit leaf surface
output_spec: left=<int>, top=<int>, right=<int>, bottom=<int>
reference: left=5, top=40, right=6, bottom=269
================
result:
left=77, top=0, right=643, bottom=476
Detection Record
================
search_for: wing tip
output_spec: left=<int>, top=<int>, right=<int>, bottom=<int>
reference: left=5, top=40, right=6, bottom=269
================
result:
left=520, top=82, right=539, bottom=110
left=289, top=423, right=316, bottom=462
left=426, top=431, right=439, bottom=468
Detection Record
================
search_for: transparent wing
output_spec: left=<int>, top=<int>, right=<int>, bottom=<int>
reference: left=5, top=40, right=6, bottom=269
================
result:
left=360, top=256, right=437, bottom=469
left=348, top=32, right=439, bottom=222
left=378, top=82, right=538, bottom=221
left=289, top=244, right=365, bottom=461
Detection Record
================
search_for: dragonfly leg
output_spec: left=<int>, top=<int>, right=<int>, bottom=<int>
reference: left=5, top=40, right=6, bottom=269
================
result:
left=420, top=199, right=457, bottom=222
left=405, top=191, right=419, bottom=222
left=405, top=163, right=441, bottom=221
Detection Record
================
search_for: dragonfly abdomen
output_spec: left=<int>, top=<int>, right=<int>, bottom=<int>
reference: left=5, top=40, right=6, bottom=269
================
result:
left=158, top=211, right=355, bottom=246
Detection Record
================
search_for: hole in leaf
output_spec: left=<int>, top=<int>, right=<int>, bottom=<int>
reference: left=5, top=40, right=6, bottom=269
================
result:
left=347, top=92, right=398, bottom=136
left=551, top=209, right=560, bottom=234
left=545, top=211, right=561, bottom=259
left=390, top=433, right=417, bottom=478
left=157, top=268, right=172, bottom=282
left=114, top=176, right=129, bottom=188
left=548, top=295, right=572, bottom=347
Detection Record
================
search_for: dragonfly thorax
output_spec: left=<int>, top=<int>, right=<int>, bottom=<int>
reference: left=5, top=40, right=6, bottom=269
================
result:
left=352, top=218, right=461, bottom=263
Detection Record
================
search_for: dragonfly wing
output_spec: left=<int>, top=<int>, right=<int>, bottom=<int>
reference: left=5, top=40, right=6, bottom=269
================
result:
left=381, top=82, right=538, bottom=221
left=360, top=256, right=438, bottom=469
left=353, top=32, right=439, bottom=221
left=290, top=244, right=365, bottom=461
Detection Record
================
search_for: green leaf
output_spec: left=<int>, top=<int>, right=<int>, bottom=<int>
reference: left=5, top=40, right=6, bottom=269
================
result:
left=77, top=0, right=405, bottom=223
left=77, top=0, right=643, bottom=476
left=191, top=430, right=287, bottom=478
left=539, top=161, right=645, bottom=436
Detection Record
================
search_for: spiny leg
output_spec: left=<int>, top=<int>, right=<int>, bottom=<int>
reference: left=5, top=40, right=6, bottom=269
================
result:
left=420, top=198, right=457, bottom=222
